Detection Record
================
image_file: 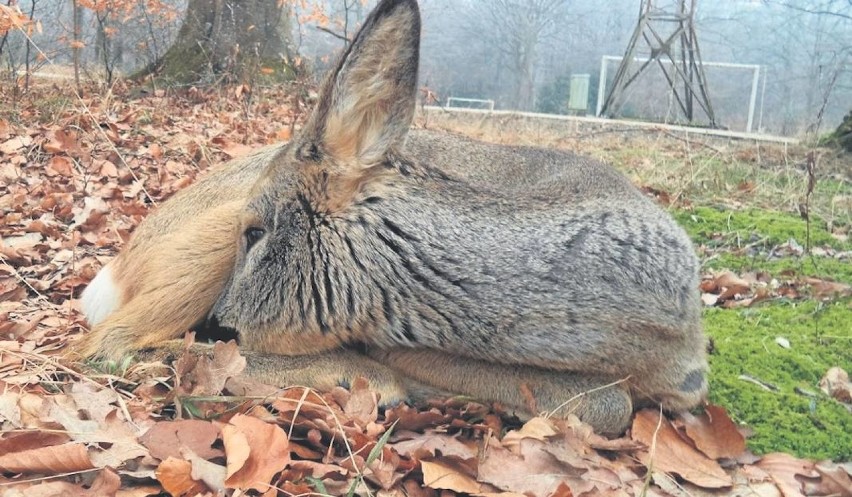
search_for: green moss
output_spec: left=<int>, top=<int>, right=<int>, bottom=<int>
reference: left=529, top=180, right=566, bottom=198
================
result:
left=704, top=300, right=852, bottom=460
left=665, top=205, right=852, bottom=460
left=673, top=206, right=845, bottom=250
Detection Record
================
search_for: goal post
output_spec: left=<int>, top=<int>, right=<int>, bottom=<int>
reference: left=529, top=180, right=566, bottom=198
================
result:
left=596, top=55, right=764, bottom=133
left=446, top=97, right=496, bottom=111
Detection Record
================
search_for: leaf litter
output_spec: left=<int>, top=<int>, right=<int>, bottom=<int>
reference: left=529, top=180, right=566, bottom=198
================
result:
left=0, top=81, right=850, bottom=495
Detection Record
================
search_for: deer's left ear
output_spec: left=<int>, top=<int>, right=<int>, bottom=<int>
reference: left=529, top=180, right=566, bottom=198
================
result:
left=302, top=0, right=421, bottom=166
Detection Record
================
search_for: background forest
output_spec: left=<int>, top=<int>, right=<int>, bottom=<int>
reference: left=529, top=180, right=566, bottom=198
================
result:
left=2, top=0, right=851, bottom=137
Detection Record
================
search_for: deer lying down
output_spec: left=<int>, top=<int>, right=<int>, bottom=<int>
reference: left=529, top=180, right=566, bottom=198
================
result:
left=74, top=0, right=708, bottom=436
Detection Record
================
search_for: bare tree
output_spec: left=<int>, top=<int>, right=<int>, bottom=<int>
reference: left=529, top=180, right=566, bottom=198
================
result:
left=93, top=5, right=123, bottom=84
left=765, top=0, right=852, bottom=134
left=468, top=0, right=571, bottom=110
left=315, top=0, right=369, bottom=47
left=22, top=0, right=37, bottom=90
left=72, top=0, right=81, bottom=89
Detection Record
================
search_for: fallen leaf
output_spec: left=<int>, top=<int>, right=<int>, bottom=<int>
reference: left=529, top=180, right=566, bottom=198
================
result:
left=420, top=460, right=481, bottom=494
left=285, top=460, right=348, bottom=480
left=819, top=367, right=851, bottom=404
left=804, top=277, right=851, bottom=299
left=390, top=432, right=478, bottom=461
left=174, top=339, right=247, bottom=396
left=631, top=409, right=732, bottom=488
left=187, top=450, right=227, bottom=493
left=701, top=293, right=719, bottom=306
left=502, top=416, right=559, bottom=448
left=715, top=271, right=751, bottom=300
left=0, top=430, right=70, bottom=454
left=4, top=468, right=120, bottom=497
left=808, top=461, right=852, bottom=497
left=70, top=196, right=109, bottom=230
left=478, top=439, right=590, bottom=497
left=680, top=405, right=746, bottom=460
left=140, top=419, right=223, bottom=461
left=0, top=135, right=31, bottom=154
left=0, top=442, right=94, bottom=474
left=155, top=456, right=208, bottom=497
left=756, top=453, right=818, bottom=497
left=339, top=376, right=379, bottom=426
left=222, top=413, right=291, bottom=491
left=46, top=156, right=74, bottom=176
left=47, top=395, right=148, bottom=469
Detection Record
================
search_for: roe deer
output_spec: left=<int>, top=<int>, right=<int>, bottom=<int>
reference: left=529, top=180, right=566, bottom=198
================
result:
left=75, top=0, right=708, bottom=435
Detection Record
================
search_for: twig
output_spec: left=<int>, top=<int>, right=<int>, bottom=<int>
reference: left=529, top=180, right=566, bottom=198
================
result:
left=794, top=387, right=819, bottom=398
left=544, top=376, right=630, bottom=419
left=1, top=348, right=130, bottom=405
left=0, top=253, right=53, bottom=305
left=640, top=405, right=665, bottom=497
left=570, top=127, right=649, bottom=139
left=803, top=151, right=816, bottom=253
left=315, top=25, right=351, bottom=43
left=0, top=469, right=100, bottom=487
left=660, top=128, right=723, bottom=154
left=738, top=374, right=779, bottom=392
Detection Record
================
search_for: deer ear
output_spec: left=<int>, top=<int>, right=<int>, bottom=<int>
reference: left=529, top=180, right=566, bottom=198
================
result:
left=304, top=0, right=420, bottom=166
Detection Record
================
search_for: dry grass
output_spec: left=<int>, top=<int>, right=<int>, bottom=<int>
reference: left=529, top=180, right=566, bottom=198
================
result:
left=418, top=110, right=851, bottom=237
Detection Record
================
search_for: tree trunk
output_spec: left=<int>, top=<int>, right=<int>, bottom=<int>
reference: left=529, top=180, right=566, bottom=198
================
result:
left=72, top=0, right=81, bottom=90
left=515, top=32, right=537, bottom=111
left=831, top=110, right=852, bottom=152
left=140, top=0, right=292, bottom=84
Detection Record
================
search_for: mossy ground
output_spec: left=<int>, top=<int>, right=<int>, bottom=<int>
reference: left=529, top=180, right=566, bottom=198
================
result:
left=704, top=302, right=850, bottom=460
left=671, top=196, right=851, bottom=461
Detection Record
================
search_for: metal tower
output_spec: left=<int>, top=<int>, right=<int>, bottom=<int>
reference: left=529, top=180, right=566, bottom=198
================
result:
left=599, top=0, right=717, bottom=127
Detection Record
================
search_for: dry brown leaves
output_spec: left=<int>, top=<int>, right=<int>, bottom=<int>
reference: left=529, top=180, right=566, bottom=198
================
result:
left=2, top=341, right=850, bottom=496
left=699, top=270, right=851, bottom=308
left=1, top=82, right=850, bottom=495
left=0, top=5, right=36, bottom=36
left=1, top=82, right=301, bottom=384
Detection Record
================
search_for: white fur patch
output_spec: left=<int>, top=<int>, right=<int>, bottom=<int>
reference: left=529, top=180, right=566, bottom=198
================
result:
left=81, top=265, right=120, bottom=325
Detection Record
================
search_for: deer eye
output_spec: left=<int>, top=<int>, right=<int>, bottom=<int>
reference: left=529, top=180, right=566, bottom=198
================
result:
left=244, top=227, right=266, bottom=251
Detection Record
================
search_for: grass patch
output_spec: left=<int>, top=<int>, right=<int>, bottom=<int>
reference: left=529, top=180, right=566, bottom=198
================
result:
left=681, top=205, right=851, bottom=460
left=673, top=206, right=844, bottom=250
left=705, top=300, right=852, bottom=460
left=673, top=206, right=852, bottom=284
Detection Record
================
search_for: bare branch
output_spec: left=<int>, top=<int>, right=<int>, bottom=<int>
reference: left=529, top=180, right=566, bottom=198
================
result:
left=315, top=25, right=351, bottom=44
left=764, top=0, right=852, bottom=22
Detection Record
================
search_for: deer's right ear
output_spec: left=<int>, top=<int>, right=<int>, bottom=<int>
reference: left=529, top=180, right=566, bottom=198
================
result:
left=301, top=0, right=421, bottom=167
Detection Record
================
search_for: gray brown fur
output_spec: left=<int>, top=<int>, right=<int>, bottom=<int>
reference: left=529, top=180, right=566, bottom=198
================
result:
left=75, top=0, right=708, bottom=435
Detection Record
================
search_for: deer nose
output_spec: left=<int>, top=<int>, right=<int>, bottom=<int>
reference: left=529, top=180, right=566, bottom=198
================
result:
left=207, top=298, right=231, bottom=330
left=209, top=289, right=231, bottom=327
left=206, top=312, right=222, bottom=329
